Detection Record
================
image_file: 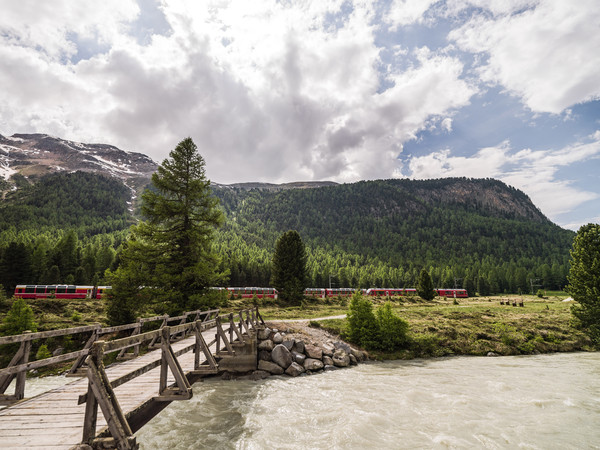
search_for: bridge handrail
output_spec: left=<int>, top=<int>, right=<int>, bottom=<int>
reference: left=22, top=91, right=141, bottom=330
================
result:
left=80, top=307, right=263, bottom=449
left=0, top=307, right=222, bottom=405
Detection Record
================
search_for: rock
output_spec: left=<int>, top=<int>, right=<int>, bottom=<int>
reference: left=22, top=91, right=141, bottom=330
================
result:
left=258, top=350, right=272, bottom=361
left=324, top=365, right=339, bottom=372
left=258, top=340, right=274, bottom=351
left=271, top=344, right=293, bottom=369
left=293, top=340, right=305, bottom=354
left=322, top=343, right=335, bottom=357
left=333, top=342, right=352, bottom=353
left=272, top=332, right=284, bottom=344
left=250, top=370, right=271, bottom=380
left=292, top=351, right=306, bottom=365
left=350, top=348, right=364, bottom=361
left=487, top=352, right=499, bottom=357
left=332, top=349, right=350, bottom=367
left=305, top=344, right=323, bottom=360
left=221, top=372, right=234, bottom=380
left=258, top=327, right=271, bottom=340
left=304, top=358, right=324, bottom=371
left=282, top=339, right=294, bottom=351
left=349, top=354, right=358, bottom=365
left=52, top=347, right=64, bottom=357
left=323, top=356, right=334, bottom=366
left=285, top=362, right=305, bottom=377
left=258, top=360, right=284, bottom=375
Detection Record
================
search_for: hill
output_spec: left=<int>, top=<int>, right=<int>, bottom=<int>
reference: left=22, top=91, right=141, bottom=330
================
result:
left=211, top=178, right=574, bottom=294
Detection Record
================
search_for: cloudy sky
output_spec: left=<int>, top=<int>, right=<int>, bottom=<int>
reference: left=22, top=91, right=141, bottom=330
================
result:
left=1, top=0, right=599, bottom=230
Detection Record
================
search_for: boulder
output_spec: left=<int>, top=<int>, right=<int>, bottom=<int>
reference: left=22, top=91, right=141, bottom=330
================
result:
left=324, top=365, right=339, bottom=372
left=258, top=340, right=274, bottom=351
left=349, top=354, right=358, bottom=365
left=303, top=358, right=324, bottom=371
left=258, top=350, right=272, bottom=361
left=333, top=341, right=352, bottom=353
left=350, top=348, right=365, bottom=362
left=271, top=344, right=293, bottom=369
left=258, top=360, right=284, bottom=375
left=305, top=344, right=323, bottom=360
left=323, top=356, right=334, bottom=366
left=293, top=340, right=305, bottom=354
left=273, top=332, right=284, bottom=344
left=322, top=343, right=335, bottom=357
left=258, top=327, right=271, bottom=340
left=250, top=370, right=271, bottom=380
left=332, top=349, right=350, bottom=367
left=282, top=339, right=294, bottom=351
left=292, top=351, right=306, bottom=365
left=285, top=362, right=305, bottom=377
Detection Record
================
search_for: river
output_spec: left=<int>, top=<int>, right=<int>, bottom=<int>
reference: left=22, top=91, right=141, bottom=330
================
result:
left=133, top=352, right=600, bottom=449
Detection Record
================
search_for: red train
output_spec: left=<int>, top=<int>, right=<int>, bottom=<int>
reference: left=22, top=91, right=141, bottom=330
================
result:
left=14, top=285, right=467, bottom=300
left=13, top=285, right=112, bottom=300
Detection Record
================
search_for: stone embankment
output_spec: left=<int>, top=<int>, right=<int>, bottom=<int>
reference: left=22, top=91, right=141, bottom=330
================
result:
left=249, top=321, right=367, bottom=379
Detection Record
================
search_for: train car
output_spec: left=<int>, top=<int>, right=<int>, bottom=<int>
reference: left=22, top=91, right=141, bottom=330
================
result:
left=226, top=287, right=278, bottom=299
left=365, top=288, right=417, bottom=296
left=436, top=288, right=468, bottom=298
left=13, top=285, right=109, bottom=300
left=324, top=288, right=356, bottom=297
left=304, top=288, right=326, bottom=298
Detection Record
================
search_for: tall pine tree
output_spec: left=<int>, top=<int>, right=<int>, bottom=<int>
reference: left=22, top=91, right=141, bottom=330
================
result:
left=416, top=268, right=436, bottom=301
left=567, top=223, right=600, bottom=344
left=107, top=137, right=225, bottom=321
left=271, top=230, right=307, bottom=304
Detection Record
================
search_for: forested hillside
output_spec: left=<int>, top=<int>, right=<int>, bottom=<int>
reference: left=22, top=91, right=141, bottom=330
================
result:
left=212, top=178, right=575, bottom=294
left=0, top=172, right=131, bottom=292
left=0, top=171, right=575, bottom=297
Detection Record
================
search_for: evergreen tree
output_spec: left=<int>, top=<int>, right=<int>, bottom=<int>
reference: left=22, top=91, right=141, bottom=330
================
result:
left=416, top=268, right=436, bottom=300
left=271, top=230, right=307, bottom=304
left=567, top=223, right=600, bottom=344
left=107, top=137, right=225, bottom=319
left=2, top=297, right=37, bottom=335
left=346, top=291, right=379, bottom=348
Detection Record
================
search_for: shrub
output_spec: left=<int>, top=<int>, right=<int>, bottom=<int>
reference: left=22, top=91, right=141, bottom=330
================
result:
left=376, top=302, right=409, bottom=352
left=2, top=297, right=37, bottom=335
left=35, top=344, right=52, bottom=361
left=347, top=291, right=379, bottom=349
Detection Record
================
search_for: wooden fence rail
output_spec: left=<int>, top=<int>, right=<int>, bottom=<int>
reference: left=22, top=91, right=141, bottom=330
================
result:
left=79, top=307, right=264, bottom=449
left=0, top=308, right=220, bottom=405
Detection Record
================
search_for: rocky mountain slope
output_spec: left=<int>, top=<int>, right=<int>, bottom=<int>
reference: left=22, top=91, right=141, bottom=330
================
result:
left=0, top=133, right=157, bottom=199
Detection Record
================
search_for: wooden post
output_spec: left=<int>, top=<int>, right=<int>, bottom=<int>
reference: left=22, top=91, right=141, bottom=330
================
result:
left=157, top=326, right=192, bottom=400
left=191, top=320, right=218, bottom=375
left=0, top=331, right=31, bottom=403
left=215, top=317, right=234, bottom=355
left=69, top=326, right=100, bottom=376
left=14, top=333, right=31, bottom=401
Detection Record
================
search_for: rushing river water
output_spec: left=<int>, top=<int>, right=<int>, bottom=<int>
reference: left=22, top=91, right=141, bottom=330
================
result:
left=133, top=353, right=600, bottom=449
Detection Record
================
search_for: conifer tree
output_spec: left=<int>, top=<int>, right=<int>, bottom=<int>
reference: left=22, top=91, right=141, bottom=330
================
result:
left=271, top=230, right=307, bottom=304
left=567, top=223, right=600, bottom=344
left=107, top=137, right=225, bottom=320
left=416, top=268, right=436, bottom=300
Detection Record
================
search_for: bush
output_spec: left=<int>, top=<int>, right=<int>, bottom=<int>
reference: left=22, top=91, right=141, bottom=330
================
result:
left=347, top=292, right=410, bottom=352
left=376, top=302, right=409, bottom=352
left=35, top=344, right=52, bottom=361
left=2, top=297, right=37, bottom=335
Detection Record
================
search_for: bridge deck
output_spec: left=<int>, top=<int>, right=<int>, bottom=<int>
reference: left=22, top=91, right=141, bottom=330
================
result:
left=0, top=333, right=213, bottom=450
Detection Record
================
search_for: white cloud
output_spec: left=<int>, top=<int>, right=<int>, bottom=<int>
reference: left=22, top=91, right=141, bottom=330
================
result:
left=385, top=0, right=438, bottom=29
left=407, top=137, right=600, bottom=223
left=448, top=0, right=600, bottom=113
left=0, top=0, right=479, bottom=185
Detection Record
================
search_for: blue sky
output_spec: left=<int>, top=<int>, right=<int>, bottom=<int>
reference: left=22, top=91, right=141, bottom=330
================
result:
left=0, top=0, right=598, bottom=230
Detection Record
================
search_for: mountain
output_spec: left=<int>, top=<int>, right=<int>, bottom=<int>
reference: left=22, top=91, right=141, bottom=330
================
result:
left=0, top=133, right=157, bottom=200
left=211, top=178, right=575, bottom=293
left=0, top=133, right=576, bottom=295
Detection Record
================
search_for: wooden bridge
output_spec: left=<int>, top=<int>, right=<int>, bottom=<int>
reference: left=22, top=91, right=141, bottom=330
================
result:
left=0, top=307, right=264, bottom=449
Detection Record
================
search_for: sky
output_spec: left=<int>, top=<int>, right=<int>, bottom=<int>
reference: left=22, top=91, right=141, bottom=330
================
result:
left=0, top=0, right=599, bottom=230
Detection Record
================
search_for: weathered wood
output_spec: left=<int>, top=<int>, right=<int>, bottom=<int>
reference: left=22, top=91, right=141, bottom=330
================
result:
left=0, top=339, right=29, bottom=394
left=0, top=325, right=100, bottom=345
left=230, top=313, right=245, bottom=343
left=0, top=349, right=90, bottom=378
left=84, top=343, right=134, bottom=449
left=157, top=327, right=192, bottom=401
left=69, top=329, right=100, bottom=376
left=215, top=317, right=234, bottom=355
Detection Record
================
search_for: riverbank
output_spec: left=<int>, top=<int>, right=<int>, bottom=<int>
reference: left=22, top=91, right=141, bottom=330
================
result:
left=254, top=294, right=595, bottom=359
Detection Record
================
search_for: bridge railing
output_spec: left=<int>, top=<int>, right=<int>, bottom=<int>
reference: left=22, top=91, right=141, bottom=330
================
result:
left=80, top=307, right=264, bottom=450
left=0, top=308, right=220, bottom=405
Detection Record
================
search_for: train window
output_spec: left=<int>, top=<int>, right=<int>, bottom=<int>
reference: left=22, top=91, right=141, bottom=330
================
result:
left=57, top=286, right=67, bottom=294
left=67, top=286, right=76, bottom=294
left=25, top=286, right=36, bottom=293
left=36, top=286, right=47, bottom=293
